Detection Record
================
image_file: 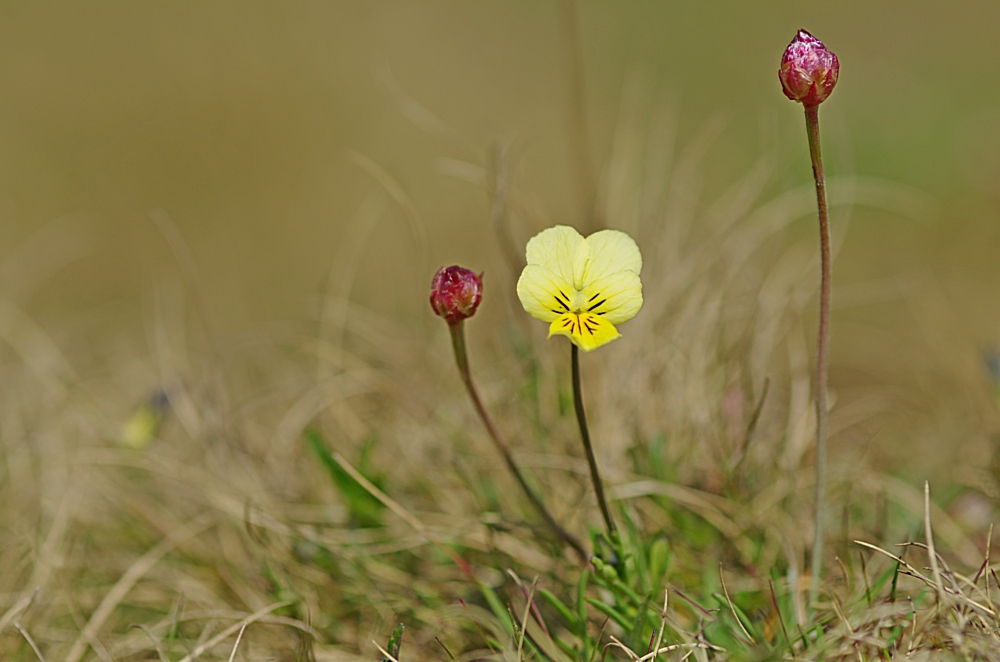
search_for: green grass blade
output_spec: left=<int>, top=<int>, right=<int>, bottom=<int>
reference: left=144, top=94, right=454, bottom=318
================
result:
left=305, top=429, right=385, bottom=527
left=538, top=588, right=580, bottom=630
left=585, top=598, right=631, bottom=631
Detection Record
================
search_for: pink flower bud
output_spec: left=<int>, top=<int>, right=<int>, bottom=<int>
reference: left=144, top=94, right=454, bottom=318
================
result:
left=779, top=29, right=839, bottom=107
left=430, top=266, right=483, bottom=325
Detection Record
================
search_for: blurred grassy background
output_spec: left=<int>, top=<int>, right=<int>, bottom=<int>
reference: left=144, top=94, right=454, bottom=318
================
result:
left=4, top=2, right=1000, bottom=658
left=1, top=0, right=1000, bottom=482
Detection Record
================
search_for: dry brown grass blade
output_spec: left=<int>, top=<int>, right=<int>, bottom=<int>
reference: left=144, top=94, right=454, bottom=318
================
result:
left=604, top=635, right=641, bottom=662
left=609, top=480, right=742, bottom=540
left=830, top=597, right=853, bottom=636
left=506, top=570, right=551, bottom=639
left=604, top=634, right=724, bottom=662
left=718, top=563, right=754, bottom=644
left=0, top=295, right=77, bottom=395
left=647, top=590, right=668, bottom=662
left=345, top=150, right=429, bottom=267
left=115, top=608, right=321, bottom=653
left=835, top=555, right=852, bottom=596
left=130, top=624, right=169, bottom=662
left=984, top=523, right=995, bottom=615
left=177, top=601, right=292, bottom=662
left=318, top=196, right=387, bottom=374
left=974, top=522, right=993, bottom=585
left=27, top=473, right=79, bottom=596
left=64, top=513, right=215, bottom=662
left=371, top=639, right=400, bottom=662
left=0, top=589, right=38, bottom=635
left=15, top=621, right=46, bottom=662
left=225, top=621, right=250, bottom=662
left=924, top=481, right=946, bottom=605
left=854, top=540, right=998, bottom=621
left=868, top=474, right=980, bottom=566
left=372, top=62, right=476, bottom=158
left=853, top=540, right=931, bottom=583
left=557, top=0, right=598, bottom=233
left=767, top=579, right=793, bottom=656
left=897, top=542, right=959, bottom=592
left=82, top=450, right=296, bottom=539
left=515, top=577, right=538, bottom=662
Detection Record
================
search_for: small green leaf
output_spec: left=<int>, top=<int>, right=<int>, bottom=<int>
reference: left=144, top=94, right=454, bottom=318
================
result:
left=478, top=581, right=514, bottom=634
left=628, top=595, right=651, bottom=651
left=305, top=430, right=385, bottom=527
left=551, top=635, right=577, bottom=659
left=610, top=578, right=643, bottom=608
left=712, top=593, right=758, bottom=642
left=576, top=569, right=591, bottom=657
left=538, top=588, right=579, bottom=629
left=648, top=538, right=670, bottom=585
left=576, top=569, right=589, bottom=623
left=585, top=598, right=631, bottom=631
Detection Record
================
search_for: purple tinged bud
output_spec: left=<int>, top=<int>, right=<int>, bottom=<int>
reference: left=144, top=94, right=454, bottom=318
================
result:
left=430, top=266, right=483, bottom=325
left=779, top=29, right=839, bottom=107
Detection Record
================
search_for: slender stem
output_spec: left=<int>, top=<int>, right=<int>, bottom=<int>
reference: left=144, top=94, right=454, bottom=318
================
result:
left=804, top=103, right=831, bottom=607
left=449, top=322, right=589, bottom=564
left=570, top=343, right=616, bottom=537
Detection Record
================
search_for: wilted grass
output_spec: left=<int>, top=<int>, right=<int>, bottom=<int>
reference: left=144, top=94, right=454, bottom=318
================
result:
left=0, top=60, right=999, bottom=662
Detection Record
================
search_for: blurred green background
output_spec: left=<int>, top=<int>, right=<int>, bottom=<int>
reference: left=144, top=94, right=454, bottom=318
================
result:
left=1, top=1, right=999, bottom=475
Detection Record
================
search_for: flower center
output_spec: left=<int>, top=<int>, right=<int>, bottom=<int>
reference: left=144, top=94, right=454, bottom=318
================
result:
left=552, top=288, right=608, bottom=316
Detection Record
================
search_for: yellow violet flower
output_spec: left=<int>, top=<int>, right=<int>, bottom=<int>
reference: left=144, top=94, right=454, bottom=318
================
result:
left=516, top=225, right=642, bottom=351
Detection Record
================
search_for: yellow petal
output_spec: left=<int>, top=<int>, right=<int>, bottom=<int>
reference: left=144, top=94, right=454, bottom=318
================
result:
left=516, top=264, right=574, bottom=323
left=582, top=229, right=642, bottom=283
left=525, top=225, right=586, bottom=290
left=548, top=312, right=621, bottom=352
left=583, top=270, right=643, bottom=325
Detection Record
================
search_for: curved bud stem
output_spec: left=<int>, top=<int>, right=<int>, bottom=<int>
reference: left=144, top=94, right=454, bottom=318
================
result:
left=571, top=343, right=617, bottom=539
left=449, top=322, right=589, bottom=564
left=805, top=103, right=831, bottom=608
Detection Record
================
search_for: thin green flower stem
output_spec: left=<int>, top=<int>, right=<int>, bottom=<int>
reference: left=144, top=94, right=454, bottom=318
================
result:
left=804, top=103, right=831, bottom=608
left=570, top=343, right=617, bottom=538
left=448, top=322, right=589, bottom=564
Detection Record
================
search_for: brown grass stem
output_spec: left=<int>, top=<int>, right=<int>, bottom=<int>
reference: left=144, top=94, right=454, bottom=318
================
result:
left=719, top=563, right=755, bottom=644
left=373, top=640, right=401, bottom=662
left=448, top=322, right=589, bottom=563
left=225, top=622, right=249, bottom=662
left=804, top=102, right=831, bottom=608
left=557, top=0, right=599, bottom=233
left=924, top=481, right=946, bottom=606
left=570, top=343, right=616, bottom=538
left=14, top=622, right=46, bottom=662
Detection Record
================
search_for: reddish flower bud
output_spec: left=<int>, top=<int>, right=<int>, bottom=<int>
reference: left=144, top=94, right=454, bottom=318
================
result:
left=430, top=266, right=483, bottom=325
left=779, top=29, right=839, bottom=107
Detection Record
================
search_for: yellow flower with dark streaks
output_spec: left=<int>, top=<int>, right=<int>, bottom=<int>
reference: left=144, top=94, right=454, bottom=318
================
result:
left=516, top=225, right=642, bottom=351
